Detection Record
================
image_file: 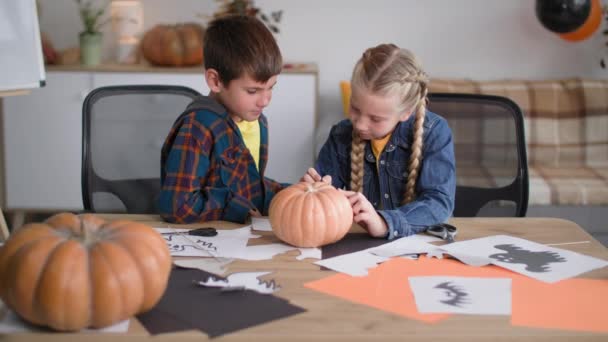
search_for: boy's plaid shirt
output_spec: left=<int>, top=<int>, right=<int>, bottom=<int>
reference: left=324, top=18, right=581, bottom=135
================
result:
left=159, top=97, right=286, bottom=224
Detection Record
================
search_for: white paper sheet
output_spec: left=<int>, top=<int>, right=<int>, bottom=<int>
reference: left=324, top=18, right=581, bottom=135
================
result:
left=197, top=271, right=280, bottom=294
left=173, top=257, right=234, bottom=276
left=315, top=234, right=443, bottom=276
left=440, top=235, right=608, bottom=283
left=369, top=236, right=443, bottom=258
left=296, top=247, right=322, bottom=260
left=314, top=250, right=390, bottom=276
left=251, top=217, right=273, bottom=231
left=155, top=226, right=259, bottom=257
left=232, top=243, right=297, bottom=261
left=0, top=302, right=129, bottom=333
left=409, top=276, right=512, bottom=315
left=446, top=252, right=493, bottom=267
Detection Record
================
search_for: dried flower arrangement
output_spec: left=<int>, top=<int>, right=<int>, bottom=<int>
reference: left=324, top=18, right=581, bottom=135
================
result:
left=213, top=0, right=282, bottom=33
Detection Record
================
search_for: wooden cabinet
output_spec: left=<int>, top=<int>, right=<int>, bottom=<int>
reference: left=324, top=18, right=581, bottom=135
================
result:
left=1, top=65, right=317, bottom=211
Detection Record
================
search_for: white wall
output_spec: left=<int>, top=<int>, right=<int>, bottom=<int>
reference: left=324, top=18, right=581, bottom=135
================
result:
left=39, top=0, right=606, bottom=132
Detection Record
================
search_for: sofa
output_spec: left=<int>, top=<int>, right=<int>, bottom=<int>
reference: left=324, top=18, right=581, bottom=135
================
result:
left=429, top=78, right=608, bottom=245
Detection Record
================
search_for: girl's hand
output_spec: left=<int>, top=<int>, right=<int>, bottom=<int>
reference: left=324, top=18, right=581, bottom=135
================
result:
left=300, top=167, right=332, bottom=184
left=342, top=190, right=389, bottom=238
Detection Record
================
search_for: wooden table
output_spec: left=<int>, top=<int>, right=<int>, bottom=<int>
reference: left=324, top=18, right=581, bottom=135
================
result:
left=2, top=216, right=608, bottom=341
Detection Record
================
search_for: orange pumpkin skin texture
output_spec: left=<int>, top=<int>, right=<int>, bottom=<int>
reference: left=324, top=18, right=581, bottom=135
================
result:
left=269, top=182, right=353, bottom=248
left=141, top=23, right=205, bottom=66
left=0, top=213, right=172, bottom=331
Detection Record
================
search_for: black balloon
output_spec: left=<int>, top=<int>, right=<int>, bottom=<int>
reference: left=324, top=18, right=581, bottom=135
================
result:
left=535, top=0, right=591, bottom=33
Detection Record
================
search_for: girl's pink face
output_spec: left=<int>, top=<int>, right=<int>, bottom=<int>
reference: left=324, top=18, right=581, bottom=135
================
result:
left=349, top=89, right=412, bottom=140
left=218, top=73, right=277, bottom=122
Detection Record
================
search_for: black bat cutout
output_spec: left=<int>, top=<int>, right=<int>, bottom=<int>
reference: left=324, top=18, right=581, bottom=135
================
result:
left=489, top=244, right=566, bottom=272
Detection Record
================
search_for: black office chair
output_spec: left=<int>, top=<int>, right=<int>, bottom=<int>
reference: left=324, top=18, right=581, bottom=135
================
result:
left=427, top=93, right=529, bottom=217
left=82, top=85, right=202, bottom=213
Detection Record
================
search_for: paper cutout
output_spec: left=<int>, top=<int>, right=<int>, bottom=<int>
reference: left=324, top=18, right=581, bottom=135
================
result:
left=409, top=276, right=512, bottom=315
left=315, top=250, right=390, bottom=276
left=251, top=217, right=273, bottom=231
left=159, top=233, right=214, bottom=257
left=321, top=233, right=389, bottom=260
left=296, top=247, right=322, bottom=260
left=306, top=257, right=449, bottom=322
left=321, top=233, right=441, bottom=260
left=446, top=252, right=493, bottom=267
left=511, top=277, right=608, bottom=333
left=440, top=235, right=608, bottom=283
left=138, top=268, right=306, bottom=337
left=173, top=257, right=234, bottom=276
left=316, top=234, right=442, bottom=276
left=369, top=236, right=442, bottom=258
left=0, top=302, right=129, bottom=333
left=308, top=256, right=608, bottom=333
left=197, top=271, right=280, bottom=294
left=155, top=226, right=260, bottom=257
left=233, top=243, right=297, bottom=261
left=489, top=244, right=567, bottom=272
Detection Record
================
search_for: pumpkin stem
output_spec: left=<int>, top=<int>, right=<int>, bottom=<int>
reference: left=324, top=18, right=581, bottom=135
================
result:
left=306, top=183, right=315, bottom=193
left=80, top=219, right=96, bottom=246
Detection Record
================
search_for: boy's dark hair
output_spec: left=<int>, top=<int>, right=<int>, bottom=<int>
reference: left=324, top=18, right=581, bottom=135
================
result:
left=204, top=15, right=282, bottom=85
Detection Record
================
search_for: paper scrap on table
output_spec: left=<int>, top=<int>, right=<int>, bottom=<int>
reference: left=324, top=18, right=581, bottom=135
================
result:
left=155, top=226, right=259, bottom=257
left=0, top=303, right=129, bottom=333
left=440, top=235, right=608, bottom=283
left=305, top=257, right=451, bottom=323
left=370, top=236, right=443, bottom=258
left=197, top=271, right=280, bottom=294
left=409, top=276, right=512, bottom=315
left=315, top=250, right=390, bottom=276
left=446, top=252, right=493, bottom=267
left=251, top=217, right=273, bottom=231
left=316, top=234, right=443, bottom=276
left=173, top=257, right=234, bottom=276
left=296, top=247, right=322, bottom=260
left=229, top=243, right=308, bottom=261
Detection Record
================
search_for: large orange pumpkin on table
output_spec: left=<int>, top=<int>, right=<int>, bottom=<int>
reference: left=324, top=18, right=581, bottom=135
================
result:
left=0, top=213, right=172, bottom=331
left=269, top=182, right=353, bottom=248
left=141, top=23, right=205, bottom=66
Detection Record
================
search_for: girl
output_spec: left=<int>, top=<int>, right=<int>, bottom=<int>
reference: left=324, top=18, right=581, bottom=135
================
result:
left=303, top=44, right=455, bottom=239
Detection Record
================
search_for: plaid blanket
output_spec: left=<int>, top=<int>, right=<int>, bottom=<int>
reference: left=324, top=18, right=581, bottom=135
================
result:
left=430, top=78, right=608, bottom=205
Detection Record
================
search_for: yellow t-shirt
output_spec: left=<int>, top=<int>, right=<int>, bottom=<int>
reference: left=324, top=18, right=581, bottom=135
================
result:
left=371, top=134, right=392, bottom=169
left=236, top=119, right=261, bottom=170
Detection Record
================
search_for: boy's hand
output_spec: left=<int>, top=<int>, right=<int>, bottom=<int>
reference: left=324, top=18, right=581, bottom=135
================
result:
left=249, top=208, right=262, bottom=218
left=300, top=167, right=332, bottom=184
left=342, top=190, right=388, bottom=238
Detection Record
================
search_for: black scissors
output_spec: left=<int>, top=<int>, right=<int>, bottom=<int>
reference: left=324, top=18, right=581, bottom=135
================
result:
left=425, top=223, right=457, bottom=243
left=160, top=227, right=218, bottom=237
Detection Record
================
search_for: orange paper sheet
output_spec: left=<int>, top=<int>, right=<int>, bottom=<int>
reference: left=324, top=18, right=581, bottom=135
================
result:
left=305, top=256, right=608, bottom=332
left=512, top=277, right=608, bottom=332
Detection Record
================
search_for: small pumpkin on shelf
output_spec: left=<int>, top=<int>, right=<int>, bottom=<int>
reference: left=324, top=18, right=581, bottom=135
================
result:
left=269, top=182, right=353, bottom=248
left=141, top=23, right=205, bottom=67
left=0, top=212, right=171, bottom=331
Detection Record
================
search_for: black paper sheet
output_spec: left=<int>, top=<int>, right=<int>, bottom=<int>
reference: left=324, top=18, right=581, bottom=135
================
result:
left=321, top=233, right=389, bottom=260
left=137, top=267, right=306, bottom=337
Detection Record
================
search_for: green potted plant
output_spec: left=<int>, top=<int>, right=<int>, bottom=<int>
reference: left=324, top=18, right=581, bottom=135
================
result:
left=76, top=0, right=109, bottom=66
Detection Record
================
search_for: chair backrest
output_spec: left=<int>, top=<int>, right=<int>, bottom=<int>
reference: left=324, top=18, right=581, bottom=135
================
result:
left=427, top=93, right=529, bottom=217
left=82, top=85, right=202, bottom=213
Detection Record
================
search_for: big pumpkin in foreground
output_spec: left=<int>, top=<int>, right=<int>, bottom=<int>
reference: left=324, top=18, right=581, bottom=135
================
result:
left=269, top=182, right=353, bottom=248
left=0, top=213, right=171, bottom=331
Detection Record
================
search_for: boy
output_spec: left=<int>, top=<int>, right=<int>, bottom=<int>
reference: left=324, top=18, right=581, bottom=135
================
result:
left=159, top=15, right=286, bottom=224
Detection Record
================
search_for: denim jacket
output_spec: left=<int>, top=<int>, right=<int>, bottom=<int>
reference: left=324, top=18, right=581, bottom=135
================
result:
left=315, top=110, right=456, bottom=239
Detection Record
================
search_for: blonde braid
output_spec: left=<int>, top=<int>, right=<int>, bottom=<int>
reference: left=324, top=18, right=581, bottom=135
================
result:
left=402, top=84, right=428, bottom=204
left=350, top=131, right=365, bottom=192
